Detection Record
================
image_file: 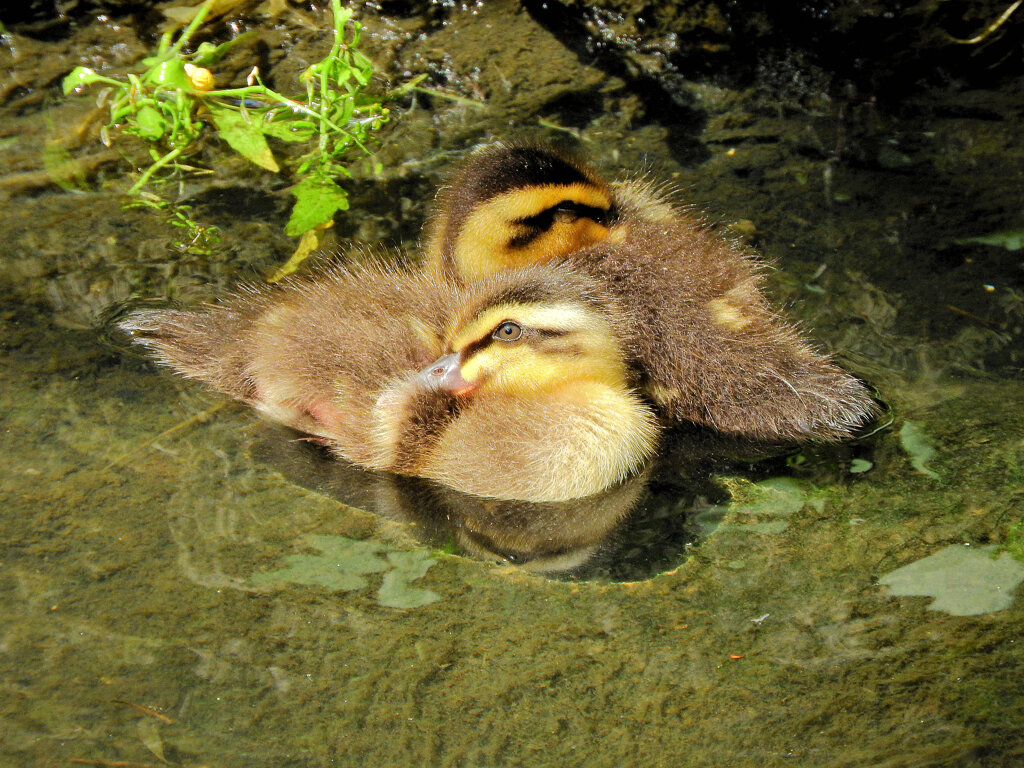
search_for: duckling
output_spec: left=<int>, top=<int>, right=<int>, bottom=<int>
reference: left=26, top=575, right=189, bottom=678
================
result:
left=423, top=142, right=876, bottom=442
left=119, top=262, right=659, bottom=503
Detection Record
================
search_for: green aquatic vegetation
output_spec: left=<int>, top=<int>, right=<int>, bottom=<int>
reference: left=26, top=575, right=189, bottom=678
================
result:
left=1008, top=521, right=1024, bottom=564
left=899, top=421, right=941, bottom=480
left=849, top=458, right=873, bottom=474
left=377, top=550, right=441, bottom=609
left=726, top=477, right=807, bottom=516
left=879, top=544, right=1024, bottom=616
left=955, top=229, right=1024, bottom=251
left=63, top=0, right=389, bottom=258
left=252, top=534, right=440, bottom=609
left=41, top=142, right=87, bottom=191
left=125, top=194, right=222, bottom=255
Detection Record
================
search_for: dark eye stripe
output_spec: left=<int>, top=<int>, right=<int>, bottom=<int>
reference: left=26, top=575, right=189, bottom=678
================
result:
left=457, top=321, right=567, bottom=362
left=507, top=202, right=616, bottom=249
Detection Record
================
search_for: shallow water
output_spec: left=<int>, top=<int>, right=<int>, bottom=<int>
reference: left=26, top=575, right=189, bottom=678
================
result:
left=2, top=2, right=1024, bottom=766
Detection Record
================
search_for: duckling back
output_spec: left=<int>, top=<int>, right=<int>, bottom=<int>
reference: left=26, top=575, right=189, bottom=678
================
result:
left=565, top=201, right=876, bottom=441
left=121, top=263, right=458, bottom=468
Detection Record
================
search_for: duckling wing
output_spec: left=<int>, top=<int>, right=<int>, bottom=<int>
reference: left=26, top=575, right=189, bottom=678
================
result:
left=119, top=265, right=457, bottom=463
left=569, top=218, right=876, bottom=441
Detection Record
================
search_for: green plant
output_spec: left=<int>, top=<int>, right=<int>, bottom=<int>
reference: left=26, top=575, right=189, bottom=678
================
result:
left=125, top=195, right=222, bottom=255
left=63, top=0, right=389, bottom=271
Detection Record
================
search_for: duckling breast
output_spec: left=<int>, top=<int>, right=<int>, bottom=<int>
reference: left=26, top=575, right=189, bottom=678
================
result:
left=417, top=384, right=659, bottom=503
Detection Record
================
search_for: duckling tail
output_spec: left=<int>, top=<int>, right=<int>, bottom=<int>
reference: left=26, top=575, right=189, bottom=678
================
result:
left=118, top=306, right=259, bottom=402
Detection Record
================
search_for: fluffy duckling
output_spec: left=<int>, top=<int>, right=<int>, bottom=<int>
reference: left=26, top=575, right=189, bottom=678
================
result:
left=119, top=262, right=659, bottom=503
left=423, top=142, right=876, bottom=442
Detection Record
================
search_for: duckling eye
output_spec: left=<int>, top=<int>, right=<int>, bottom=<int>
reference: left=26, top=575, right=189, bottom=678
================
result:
left=493, top=321, right=522, bottom=342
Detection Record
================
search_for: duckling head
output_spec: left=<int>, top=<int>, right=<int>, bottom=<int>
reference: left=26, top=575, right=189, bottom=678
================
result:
left=425, top=143, right=621, bottom=282
left=378, top=266, right=660, bottom=503
left=423, top=267, right=632, bottom=401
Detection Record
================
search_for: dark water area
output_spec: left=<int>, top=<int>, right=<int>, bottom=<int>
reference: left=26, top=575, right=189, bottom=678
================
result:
left=2, top=1, right=1024, bottom=766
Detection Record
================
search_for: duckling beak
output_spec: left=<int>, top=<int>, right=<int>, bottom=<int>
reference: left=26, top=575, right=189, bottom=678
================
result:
left=418, top=352, right=477, bottom=397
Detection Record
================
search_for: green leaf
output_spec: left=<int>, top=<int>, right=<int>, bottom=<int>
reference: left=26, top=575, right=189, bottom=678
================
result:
left=334, top=68, right=353, bottom=88
left=332, top=5, right=354, bottom=29
left=261, top=119, right=316, bottom=143
left=206, top=103, right=280, bottom=172
left=333, top=97, right=355, bottom=126
left=144, top=58, right=189, bottom=90
left=376, top=550, right=440, bottom=609
left=62, top=66, right=102, bottom=95
left=286, top=176, right=349, bottom=236
left=849, top=458, right=873, bottom=474
left=251, top=535, right=390, bottom=592
left=190, top=32, right=256, bottom=66
left=351, top=52, right=373, bottom=85
left=132, top=105, right=167, bottom=140
left=879, top=545, right=1024, bottom=616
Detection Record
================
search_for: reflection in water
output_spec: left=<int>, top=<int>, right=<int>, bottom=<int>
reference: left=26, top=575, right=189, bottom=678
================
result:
left=252, top=425, right=786, bottom=581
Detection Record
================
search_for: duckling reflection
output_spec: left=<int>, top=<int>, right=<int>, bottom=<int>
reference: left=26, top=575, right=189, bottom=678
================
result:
left=253, top=425, right=724, bottom=580
left=425, top=142, right=877, bottom=443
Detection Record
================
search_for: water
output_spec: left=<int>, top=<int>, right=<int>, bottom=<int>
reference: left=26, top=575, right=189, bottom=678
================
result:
left=2, top=2, right=1023, bottom=766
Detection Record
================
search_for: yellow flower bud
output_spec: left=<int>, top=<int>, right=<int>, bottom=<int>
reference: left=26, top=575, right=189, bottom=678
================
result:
left=184, top=63, right=214, bottom=91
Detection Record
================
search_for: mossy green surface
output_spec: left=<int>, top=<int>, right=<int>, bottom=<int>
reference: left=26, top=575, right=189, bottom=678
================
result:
left=1008, top=521, right=1024, bottom=565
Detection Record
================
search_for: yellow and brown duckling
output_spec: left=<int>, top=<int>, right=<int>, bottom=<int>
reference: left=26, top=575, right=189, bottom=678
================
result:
left=120, top=262, right=658, bottom=503
left=424, top=142, right=876, bottom=441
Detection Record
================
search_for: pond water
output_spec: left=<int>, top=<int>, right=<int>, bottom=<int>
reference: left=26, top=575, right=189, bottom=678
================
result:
left=2, top=2, right=1023, bottom=766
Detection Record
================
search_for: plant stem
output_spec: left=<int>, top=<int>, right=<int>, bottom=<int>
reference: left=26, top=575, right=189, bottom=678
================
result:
left=168, top=0, right=217, bottom=58
left=320, top=0, right=347, bottom=162
left=129, top=145, right=184, bottom=193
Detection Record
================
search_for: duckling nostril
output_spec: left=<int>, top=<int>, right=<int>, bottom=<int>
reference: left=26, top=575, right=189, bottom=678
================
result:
left=417, top=352, right=474, bottom=396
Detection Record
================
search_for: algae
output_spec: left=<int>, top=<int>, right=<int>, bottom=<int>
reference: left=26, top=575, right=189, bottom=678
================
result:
left=697, top=477, right=814, bottom=537
left=1008, top=520, right=1024, bottom=565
